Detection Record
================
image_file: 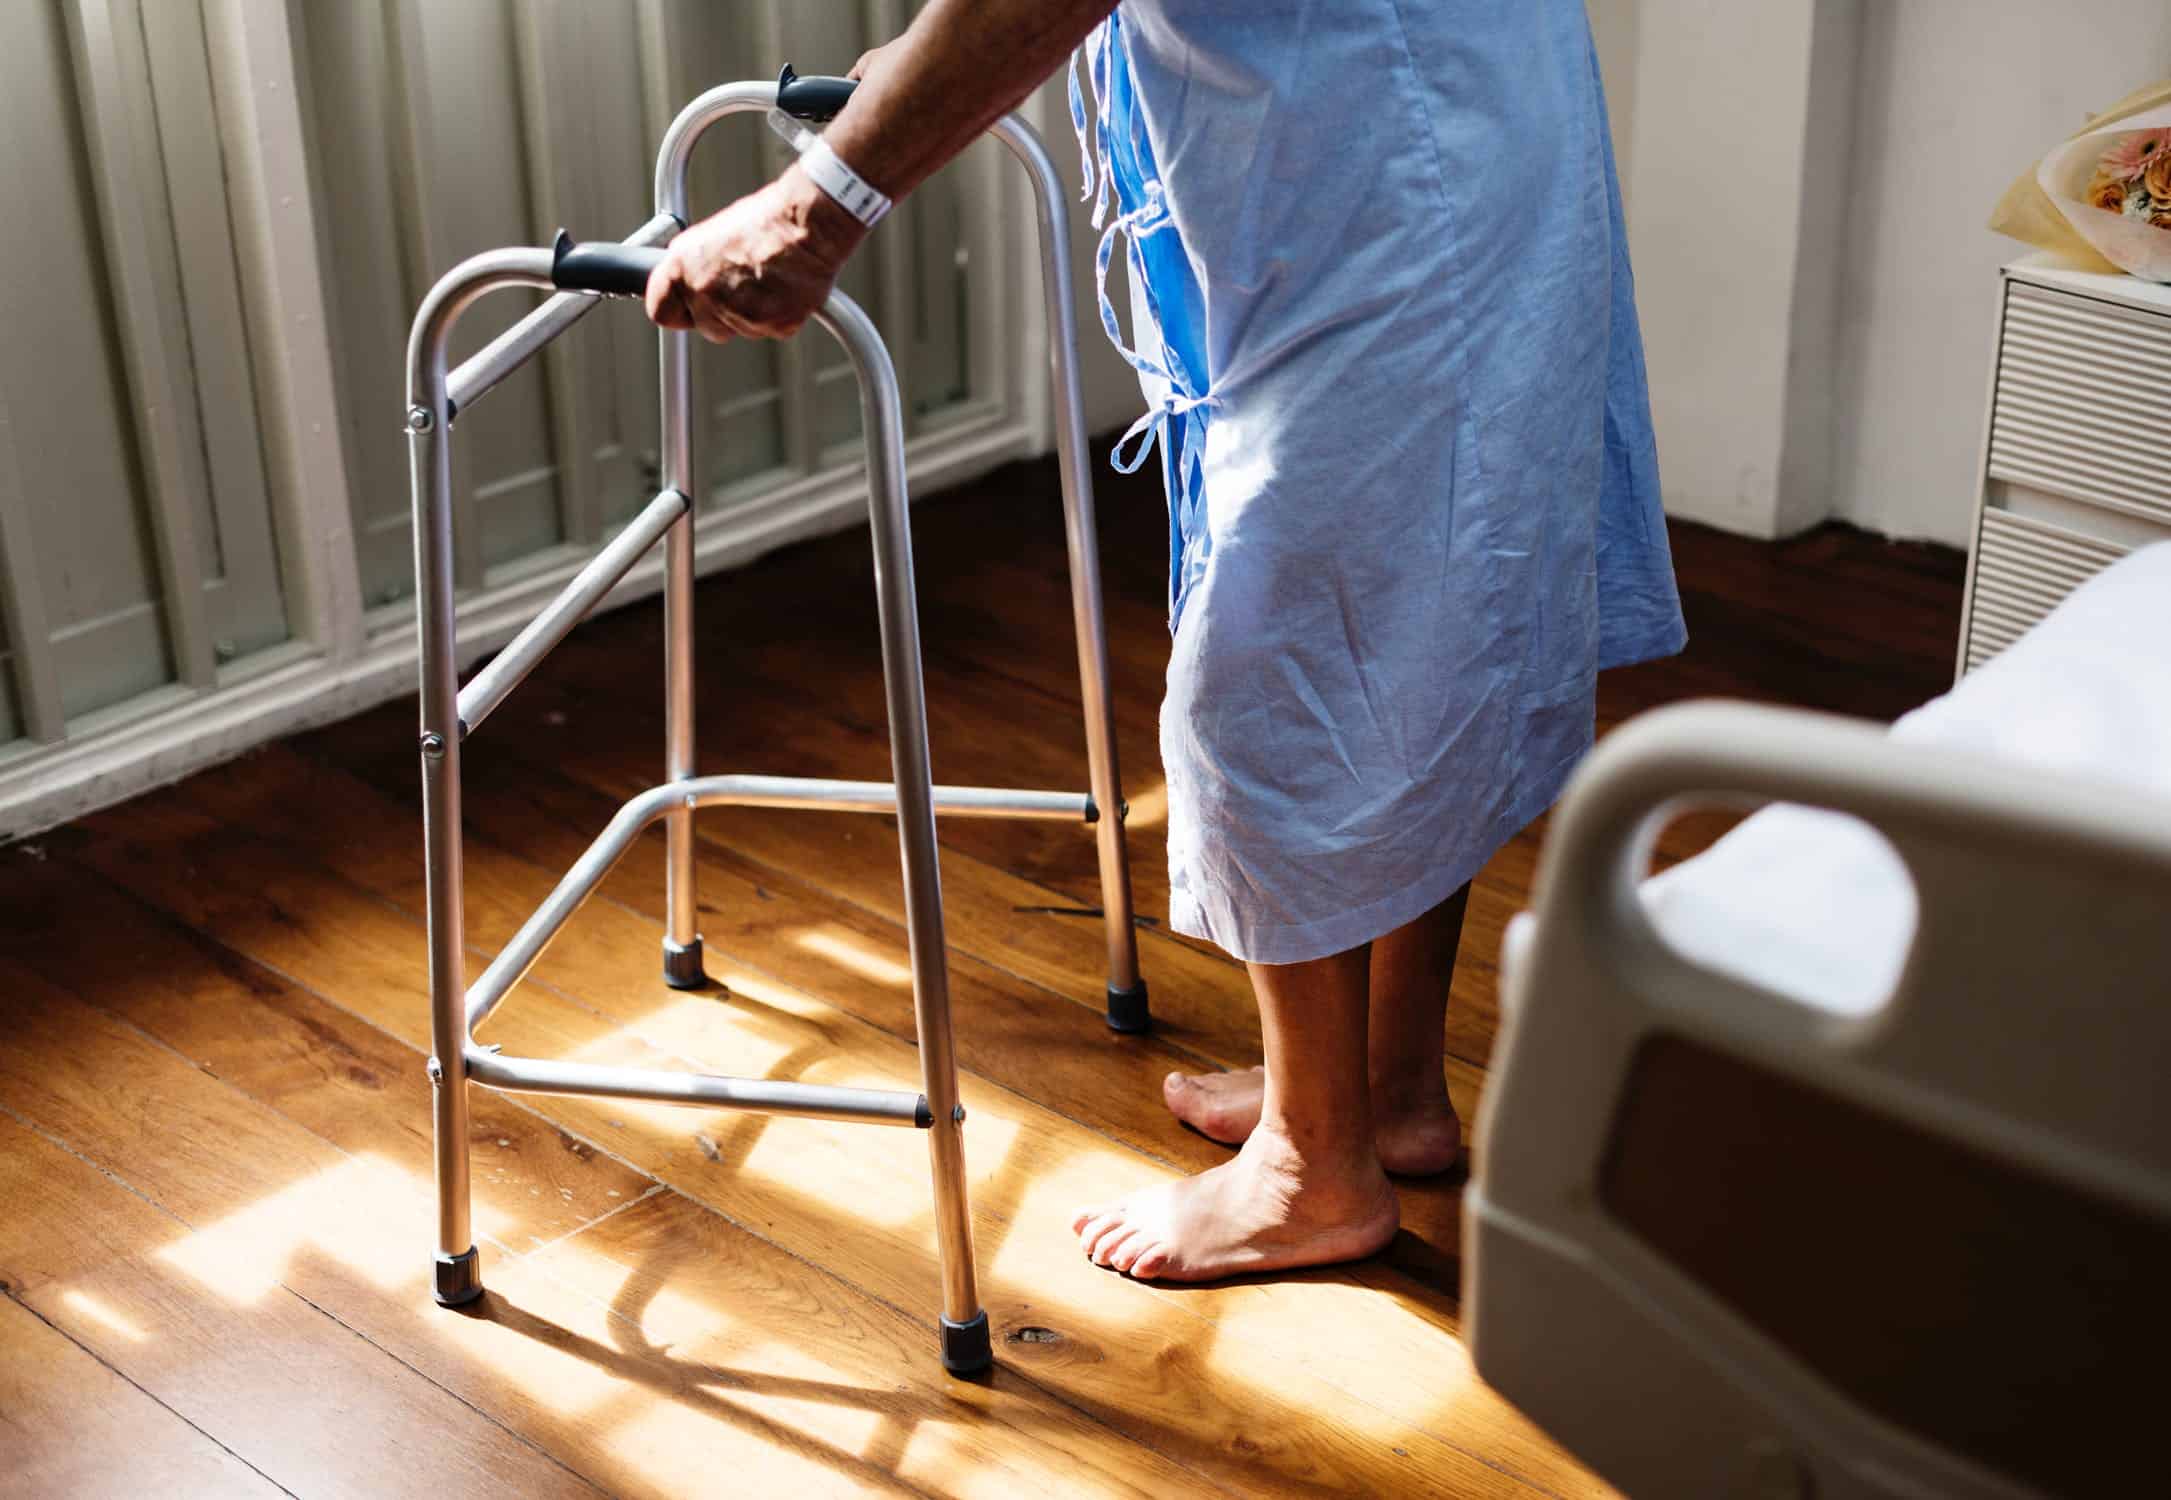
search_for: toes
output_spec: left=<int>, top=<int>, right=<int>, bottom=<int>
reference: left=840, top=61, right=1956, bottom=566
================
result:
left=1095, top=1225, right=1145, bottom=1270
left=1071, top=1203, right=1121, bottom=1239
left=1089, top=1218, right=1136, bottom=1264
left=1128, top=1242, right=1171, bottom=1280
left=1107, top=1231, right=1156, bottom=1275
left=1076, top=1210, right=1128, bottom=1259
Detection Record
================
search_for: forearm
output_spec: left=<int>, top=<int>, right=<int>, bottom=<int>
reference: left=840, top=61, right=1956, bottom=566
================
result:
left=649, top=0, right=1115, bottom=343
left=822, top=0, right=1120, bottom=202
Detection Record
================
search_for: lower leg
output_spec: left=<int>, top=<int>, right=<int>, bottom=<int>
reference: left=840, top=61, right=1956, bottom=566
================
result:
left=1163, top=886, right=1472, bottom=1175
left=1073, top=944, right=1397, bottom=1281
left=1365, top=883, right=1470, bottom=1174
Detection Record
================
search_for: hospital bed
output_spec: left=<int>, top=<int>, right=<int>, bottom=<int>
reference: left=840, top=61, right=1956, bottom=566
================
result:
left=1465, top=543, right=2171, bottom=1498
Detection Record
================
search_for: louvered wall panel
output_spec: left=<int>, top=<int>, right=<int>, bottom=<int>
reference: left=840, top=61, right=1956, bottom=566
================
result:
left=0, top=0, right=302, bottom=739
left=0, top=0, right=1038, bottom=831
left=1989, top=284, right=2171, bottom=529
left=1963, top=509, right=2128, bottom=672
left=294, top=0, right=989, bottom=617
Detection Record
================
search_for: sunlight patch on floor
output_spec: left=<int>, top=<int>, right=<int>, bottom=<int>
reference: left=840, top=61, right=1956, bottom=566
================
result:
left=620, top=971, right=894, bottom=1083
left=979, top=1135, right=1166, bottom=1287
left=1211, top=1269, right=1480, bottom=1412
left=440, top=1279, right=647, bottom=1426
left=734, top=1116, right=932, bottom=1231
left=506, top=1241, right=894, bottom=1496
left=602, top=1398, right=879, bottom=1500
left=154, top=1155, right=415, bottom=1306
left=793, top=928, right=915, bottom=988
left=553, top=990, right=865, bottom=1105
left=58, top=1289, right=145, bottom=1342
left=525, top=1231, right=1151, bottom=1500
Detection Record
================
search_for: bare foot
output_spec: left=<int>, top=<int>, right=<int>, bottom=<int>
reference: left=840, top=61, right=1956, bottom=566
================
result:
left=1372, top=1089, right=1463, bottom=1177
left=1162, top=1067, right=1463, bottom=1176
left=1070, top=1127, right=1399, bottom=1282
left=1161, top=1066, right=1265, bottom=1145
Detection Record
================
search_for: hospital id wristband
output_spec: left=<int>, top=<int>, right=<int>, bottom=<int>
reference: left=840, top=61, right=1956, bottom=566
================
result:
left=767, top=107, right=892, bottom=228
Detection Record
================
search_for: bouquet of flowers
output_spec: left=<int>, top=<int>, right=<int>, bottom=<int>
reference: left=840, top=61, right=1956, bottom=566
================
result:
left=1992, top=83, right=2171, bottom=282
left=2081, top=130, right=2171, bottom=226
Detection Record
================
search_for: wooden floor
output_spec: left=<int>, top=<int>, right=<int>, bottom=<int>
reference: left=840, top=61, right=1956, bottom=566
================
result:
left=0, top=447, right=1963, bottom=1499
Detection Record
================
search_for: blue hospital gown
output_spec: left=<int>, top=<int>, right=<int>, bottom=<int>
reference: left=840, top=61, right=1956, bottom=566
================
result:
left=1076, top=0, right=1686, bottom=965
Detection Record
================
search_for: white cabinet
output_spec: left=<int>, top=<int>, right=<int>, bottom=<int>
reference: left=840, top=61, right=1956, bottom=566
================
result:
left=1960, top=259, right=2171, bottom=675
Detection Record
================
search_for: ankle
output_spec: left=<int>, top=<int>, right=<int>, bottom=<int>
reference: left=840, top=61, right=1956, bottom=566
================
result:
left=1368, top=1069, right=1453, bottom=1120
left=1248, top=1115, right=1386, bottom=1188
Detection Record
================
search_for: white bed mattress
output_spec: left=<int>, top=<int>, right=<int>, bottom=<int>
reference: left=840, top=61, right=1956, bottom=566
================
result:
left=1635, top=541, right=2171, bottom=1018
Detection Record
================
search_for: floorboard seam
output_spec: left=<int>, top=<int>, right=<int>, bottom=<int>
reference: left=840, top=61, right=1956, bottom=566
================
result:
left=526, top=1184, right=1249, bottom=1500
left=474, top=1206, right=966, bottom=1500
left=275, top=1280, right=619, bottom=1498
left=509, top=1181, right=671, bottom=1262
left=0, top=1084, right=619, bottom=1499
left=0, top=1282, right=302, bottom=1499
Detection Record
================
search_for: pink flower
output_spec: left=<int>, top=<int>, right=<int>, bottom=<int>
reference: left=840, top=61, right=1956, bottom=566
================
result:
left=2098, top=129, right=2168, bottom=182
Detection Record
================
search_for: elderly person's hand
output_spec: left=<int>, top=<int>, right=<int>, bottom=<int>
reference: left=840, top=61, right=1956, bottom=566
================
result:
left=848, top=39, right=901, bottom=85
left=642, top=169, right=866, bottom=344
left=644, top=0, right=1114, bottom=343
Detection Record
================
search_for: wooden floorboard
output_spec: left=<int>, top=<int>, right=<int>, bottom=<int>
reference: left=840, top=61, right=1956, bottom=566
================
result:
left=0, top=1293, right=283, bottom=1499
left=0, top=1008, right=604, bottom=1499
left=4, top=443, right=1964, bottom=1497
left=50, top=758, right=1576, bottom=1498
left=0, top=870, right=1214, bottom=1499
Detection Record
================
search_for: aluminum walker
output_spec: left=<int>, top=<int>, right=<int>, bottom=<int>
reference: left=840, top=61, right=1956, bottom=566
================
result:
left=405, top=70, right=1146, bottom=1375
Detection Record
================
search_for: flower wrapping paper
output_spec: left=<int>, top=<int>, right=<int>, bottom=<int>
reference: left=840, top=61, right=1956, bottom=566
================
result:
left=2041, top=105, right=2171, bottom=281
left=1992, top=81, right=2171, bottom=281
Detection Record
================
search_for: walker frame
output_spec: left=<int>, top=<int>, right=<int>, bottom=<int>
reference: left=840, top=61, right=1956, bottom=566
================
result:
left=405, top=72, right=1145, bottom=1375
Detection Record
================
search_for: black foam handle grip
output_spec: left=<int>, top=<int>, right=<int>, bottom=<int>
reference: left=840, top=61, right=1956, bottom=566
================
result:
left=550, top=231, right=667, bottom=295
left=777, top=63, right=857, bottom=122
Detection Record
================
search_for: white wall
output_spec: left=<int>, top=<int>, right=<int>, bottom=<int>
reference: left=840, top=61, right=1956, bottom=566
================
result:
left=1826, top=2, right=2171, bottom=544
left=1604, top=0, right=1862, bottom=539
left=1598, top=0, right=2171, bottom=546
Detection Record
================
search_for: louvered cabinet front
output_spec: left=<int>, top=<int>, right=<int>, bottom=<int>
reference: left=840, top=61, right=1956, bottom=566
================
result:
left=1961, top=266, right=2171, bottom=676
left=1963, top=510, right=2128, bottom=672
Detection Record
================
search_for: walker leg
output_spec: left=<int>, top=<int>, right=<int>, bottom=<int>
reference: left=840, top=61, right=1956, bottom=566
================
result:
left=409, top=396, right=482, bottom=1307
left=426, top=781, right=482, bottom=1307
left=1077, top=589, right=1147, bottom=1034
left=1014, top=127, right=1150, bottom=1034
left=1072, top=554, right=1147, bottom=1035
left=829, top=291, right=991, bottom=1374
left=658, top=323, right=707, bottom=990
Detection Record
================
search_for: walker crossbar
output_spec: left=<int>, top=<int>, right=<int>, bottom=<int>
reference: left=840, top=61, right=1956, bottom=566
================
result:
left=457, top=486, right=689, bottom=736
left=409, top=74, right=1146, bottom=1375
left=462, top=772, right=1091, bottom=1035
left=464, top=1050, right=932, bottom=1128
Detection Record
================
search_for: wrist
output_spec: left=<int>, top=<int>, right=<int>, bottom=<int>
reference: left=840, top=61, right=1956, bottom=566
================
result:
left=778, top=161, right=870, bottom=262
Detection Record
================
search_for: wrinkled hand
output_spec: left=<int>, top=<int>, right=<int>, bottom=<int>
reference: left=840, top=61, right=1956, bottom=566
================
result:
left=643, top=170, right=865, bottom=344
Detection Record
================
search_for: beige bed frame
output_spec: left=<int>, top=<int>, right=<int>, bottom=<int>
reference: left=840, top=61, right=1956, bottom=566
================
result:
left=1465, top=700, right=2171, bottom=1499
